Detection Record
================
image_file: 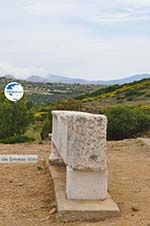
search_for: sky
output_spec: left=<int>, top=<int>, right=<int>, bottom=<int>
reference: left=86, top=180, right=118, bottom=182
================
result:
left=0, top=0, right=150, bottom=80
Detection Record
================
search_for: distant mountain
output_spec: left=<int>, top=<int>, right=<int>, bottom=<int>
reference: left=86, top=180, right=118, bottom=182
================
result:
left=46, top=74, right=87, bottom=84
left=27, top=73, right=150, bottom=85
left=91, top=73, right=150, bottom=85
left=27, top=74, right=87, bottom=84
left=4, top=74, right=16, bottom=79
left=4, top=73, right=150, bottom=85
left=27, top=75, right=48, bottom=83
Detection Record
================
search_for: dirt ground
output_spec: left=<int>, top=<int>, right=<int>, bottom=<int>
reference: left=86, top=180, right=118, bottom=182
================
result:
left=0, top=139, right=149, bottom=226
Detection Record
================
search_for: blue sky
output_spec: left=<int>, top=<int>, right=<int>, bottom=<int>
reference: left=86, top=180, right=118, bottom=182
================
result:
left=0, top=0, right=150, bottom=80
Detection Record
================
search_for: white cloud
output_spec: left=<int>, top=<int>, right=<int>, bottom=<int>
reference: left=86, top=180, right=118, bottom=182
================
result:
left=124, top=0, right=150, bottom=7
left=0, top=63, right=47, bottom=78
left=0, top=1, right=150, bottom=80
left=23, top=0, right=150, bottom=23
left=1, top=36, right=150, bottom=80
left=23, top=0, right=80, bottom=17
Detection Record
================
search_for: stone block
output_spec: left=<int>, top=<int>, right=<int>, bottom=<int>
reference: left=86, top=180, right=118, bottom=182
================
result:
left=49, top=141, right=64, bottom=166
left=51, top=111, right=107, bottom=171
left=66, top=166, right=108, bottom=200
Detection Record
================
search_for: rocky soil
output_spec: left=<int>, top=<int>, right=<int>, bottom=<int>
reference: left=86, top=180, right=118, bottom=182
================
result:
left=0, top=138, right=149, bottom=226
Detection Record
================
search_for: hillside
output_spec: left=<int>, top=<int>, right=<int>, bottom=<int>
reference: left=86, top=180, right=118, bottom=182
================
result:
left=76, top=79, right=150, bottom=111
left=0, top=77, right=102, bottom=106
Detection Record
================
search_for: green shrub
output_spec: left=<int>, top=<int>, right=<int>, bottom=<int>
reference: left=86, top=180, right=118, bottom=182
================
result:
left=126, top=96, right=134, bottom=101
left=34, top=111, right=48, bottom=121
left=0, top=93, right=34, bottom=139
left=0, top=135, right=35, bottom=144
left=40, top=119, right=52, bottom=140
left=105, top=106, right=150, bottom=140
left=125, top=89, right=139, bottom=97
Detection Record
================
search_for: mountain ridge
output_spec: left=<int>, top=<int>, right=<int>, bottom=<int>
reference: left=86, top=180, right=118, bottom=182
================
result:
left=27, top=73, right=150, bottom=85
left=0, top=73, right=150, bottom=85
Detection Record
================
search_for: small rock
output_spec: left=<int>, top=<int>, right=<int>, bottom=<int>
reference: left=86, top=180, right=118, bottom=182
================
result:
left=132, top=205, right=139, bottom=212
left=37, top=166, right=43, bottom=171
left=9, top=180, right=13, bottom=183
left=49, top=207, right=57, bottom=215
left=119, top=201, right=124, bottom=205
left=135, top=189, right=141, bottom=193
left=121, top=177, right=128, bottom=180
left=17, top=183, right=24, bottom=186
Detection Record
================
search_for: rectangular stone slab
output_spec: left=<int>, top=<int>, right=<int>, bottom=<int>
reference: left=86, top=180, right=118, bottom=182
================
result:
left=66, top=166, right=108, bottom=200
left=51, top=111, right=107, bottom=171
left=48, top=163, right=120, bottom=222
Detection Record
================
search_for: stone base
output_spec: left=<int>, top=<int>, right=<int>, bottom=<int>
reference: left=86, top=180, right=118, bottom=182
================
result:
left=48, top=163, right=120, bottom=222
left=67, top=166, right=108, bottom=200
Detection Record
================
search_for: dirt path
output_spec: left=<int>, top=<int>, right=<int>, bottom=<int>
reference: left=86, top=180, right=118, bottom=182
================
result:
left=0, top=139, right=149, bottom=226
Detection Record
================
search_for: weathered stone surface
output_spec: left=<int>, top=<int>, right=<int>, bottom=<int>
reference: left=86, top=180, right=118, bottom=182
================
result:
left=66, top=166, right=108, bottom=200
left=49, top=141, right=64, bottom=166
left=51, top=111, right=107, bottom=171
left=52, top=112, right=68, bottom=163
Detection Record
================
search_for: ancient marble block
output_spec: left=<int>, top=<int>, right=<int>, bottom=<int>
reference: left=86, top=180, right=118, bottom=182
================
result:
left=66, top=166, right=108, bottom=200
left=49, top=141, right=64, bottom=165
left=49, top=111, right=107, bottom=171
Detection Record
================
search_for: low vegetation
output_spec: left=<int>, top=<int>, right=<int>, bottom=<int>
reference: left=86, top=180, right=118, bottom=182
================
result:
left=0, top=135, right=35, bottom=144
left=105, top=105, right=150, bottom=140
left=0, top=78, right=149, bottom=143
left=0, top=77, right=102, bottom=107
left=40, top=79, right=150, bottom=140
left=0, top=93, right=34, bottom=143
